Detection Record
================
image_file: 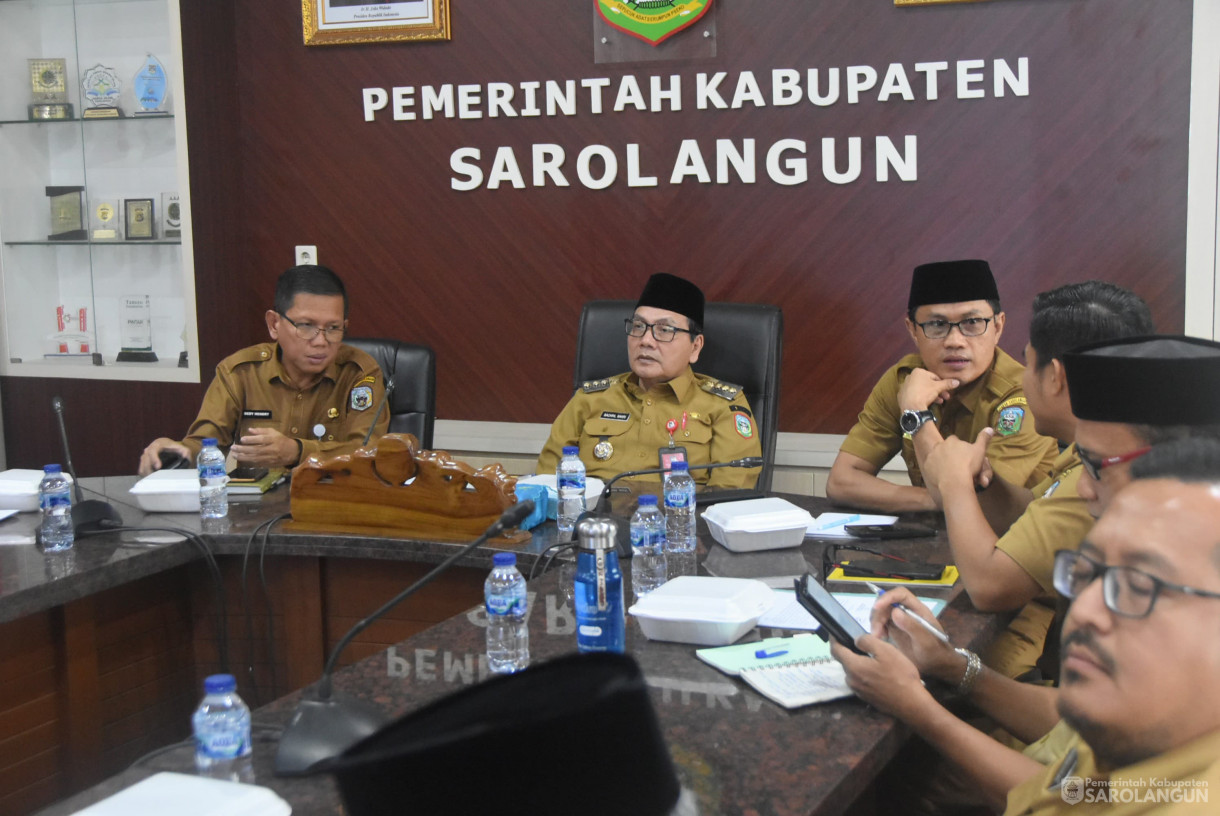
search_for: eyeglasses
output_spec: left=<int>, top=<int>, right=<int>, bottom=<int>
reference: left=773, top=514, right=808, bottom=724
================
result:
left=914, top=316, right=994, bottom=340
left=1053, top=549, right=1220, bottom=618
left=1076, top=445, right=1151, bottom=481
left=624, top=318, right=695, bottom=343
left=279, top=313, right=345, bottom=344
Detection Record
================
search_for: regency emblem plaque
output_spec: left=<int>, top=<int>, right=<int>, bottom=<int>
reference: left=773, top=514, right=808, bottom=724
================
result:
left=81, top=64, right=122, bottom=118
left=28, top=58, right=73, bottom=120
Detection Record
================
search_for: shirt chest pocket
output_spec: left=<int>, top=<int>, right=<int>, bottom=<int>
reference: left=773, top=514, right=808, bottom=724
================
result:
left=583, top=416, right=634, bottom=440
left=677, top=414, right=714, bottom=448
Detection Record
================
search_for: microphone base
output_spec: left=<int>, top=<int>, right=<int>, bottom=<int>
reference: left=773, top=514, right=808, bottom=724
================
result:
left=72, top=500, right=123, bottom=535
left=274, top=688, right=389, bottom=777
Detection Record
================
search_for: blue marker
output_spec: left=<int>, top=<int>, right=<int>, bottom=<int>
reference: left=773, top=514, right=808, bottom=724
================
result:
left=754, top=648, right=789, bottom=659
left=864, top=581, right=951, bottom=645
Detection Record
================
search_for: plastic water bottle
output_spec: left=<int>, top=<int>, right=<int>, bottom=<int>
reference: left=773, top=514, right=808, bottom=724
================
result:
left=192, top=674, right=253, bottom=782
left=663, top=460, right=697, bottom=553
left=630, top=494, right=667, bottom=600
left=485, top=552, right=529, bottom=674
left=197, top=438, right=228, bottom=519
left=556, top=445, right=586, bottom=538
left=38, top=464, right=73, bottom=552
left=575, top=517, right=625, bottom=653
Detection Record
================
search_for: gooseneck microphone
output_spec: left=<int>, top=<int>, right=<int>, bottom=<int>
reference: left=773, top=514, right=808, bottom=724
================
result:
left=50, top=397, right=124, bottom=534
left=362, top=379, right=396, bottom=446
left=595, top=456, right=765, bottom=514
left=274, top=499, right=536, bottom=776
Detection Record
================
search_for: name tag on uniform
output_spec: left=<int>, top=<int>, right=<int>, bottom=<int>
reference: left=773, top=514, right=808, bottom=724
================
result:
left=600, top=411, right=630, bottom=421
left=243, top=410, right=272, bottom=419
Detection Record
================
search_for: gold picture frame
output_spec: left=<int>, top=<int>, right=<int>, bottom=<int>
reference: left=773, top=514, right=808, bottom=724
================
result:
left=302, top=0, right=450, bottom=46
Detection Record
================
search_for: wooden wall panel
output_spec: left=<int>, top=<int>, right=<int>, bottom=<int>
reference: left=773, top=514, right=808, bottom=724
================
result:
left=1, top=0, right=1195, bottom=470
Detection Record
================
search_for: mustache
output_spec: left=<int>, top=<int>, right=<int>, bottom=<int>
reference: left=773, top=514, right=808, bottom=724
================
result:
left=1060, top=627, right=1117, bottom=676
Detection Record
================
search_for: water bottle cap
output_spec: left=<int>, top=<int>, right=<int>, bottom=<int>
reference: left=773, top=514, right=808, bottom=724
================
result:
left=637, top=494, right=658, bottom=507
left=562, top=446, right=579, bottom=456
left=577, top=517, right=619, bottom=551
left=492, top=552, right=516, bottom=567
left=668, top=460, right=688, bottom=472
left=204, top=673, right=237, bottom=694
left=202, top=438, right=219, bottom=447
left=43, top=464, right=62, bottom=474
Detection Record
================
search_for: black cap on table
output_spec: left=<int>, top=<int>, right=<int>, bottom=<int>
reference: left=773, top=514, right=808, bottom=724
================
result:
left=637, top=272, right=705, bottom=328
left=908, top=259, right=999, bottom=311
left=1064, top=335, right=1220, bottom=425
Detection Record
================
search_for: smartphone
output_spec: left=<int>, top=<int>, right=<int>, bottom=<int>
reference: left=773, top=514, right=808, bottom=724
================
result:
left=793, top=573, right=869, bottom=655
left=844, top=523, right=936, bottom=540
left=838, top=558, right=946, bottom=581
left=228, top=466, right=269, bottom=483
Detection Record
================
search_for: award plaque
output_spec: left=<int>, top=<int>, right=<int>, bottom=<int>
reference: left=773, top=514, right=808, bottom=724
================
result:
left=132, top=55, right=170, bottom=117
left=91, top=198, right=120, bottom=240
left=161, top=192, right=181, bottom=239
left=117, top=294, right=158, bottom=363
left=124, top=198, right=154, bottom=240
left=28, top=58, right=73, bottom=121
left=81, top=64, right=122, bottom=118
left=46, top=187, right=87, bottom=241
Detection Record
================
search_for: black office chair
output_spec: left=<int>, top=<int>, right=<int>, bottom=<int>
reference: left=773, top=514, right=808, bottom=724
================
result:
left=343, top=337, right=436, bottom=449
left=573, top=300, right=783, bottom=492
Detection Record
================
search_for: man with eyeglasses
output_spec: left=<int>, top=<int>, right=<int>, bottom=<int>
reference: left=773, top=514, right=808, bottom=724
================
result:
left=829, top=437, right=1220, bottom=814
left=827, top=259, right=1058, bottom=512
left=138, top=265, right=388, bottom=475
left=536, top=273, right=762, bottom=488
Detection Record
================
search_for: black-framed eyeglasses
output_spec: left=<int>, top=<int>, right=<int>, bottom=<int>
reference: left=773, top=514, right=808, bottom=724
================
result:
left=914, top=316, right=994, bottom=340
left=821, top=544, right=912, bottom=583
left=1076, top=445, right=1152, bottom=481
left=1053, top=549, right=1220, bottom=619
left=279, top=313, right=346, bottom=344
left=624, top=317, right=695, bottom=343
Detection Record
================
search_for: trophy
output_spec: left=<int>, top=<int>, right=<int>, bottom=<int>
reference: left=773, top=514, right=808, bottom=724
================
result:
left=124, top=198, right=154, bottom=240
left=29, top=59, right=73, bottom=120
left=81, top=64, right=122, bottom=118
left=161, top=192, right=181, bottom=239
left=132, top=55, right=170, bottom=116
left=46, top=187, right=86, bottom=241
left=117, top=295, right=158, bottom=363
left=91, top=198, right=120, bottom=240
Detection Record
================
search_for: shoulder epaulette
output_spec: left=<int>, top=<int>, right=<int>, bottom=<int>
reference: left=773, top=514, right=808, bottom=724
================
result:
left=225, top=344, right=274, bottom=368
left=581, top=375, right=621, bottom=393
left=700, top=378, right=742, bottom=400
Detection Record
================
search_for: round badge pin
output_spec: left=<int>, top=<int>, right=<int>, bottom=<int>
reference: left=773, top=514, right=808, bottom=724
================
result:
left=594, top=440, right=613, bottom=460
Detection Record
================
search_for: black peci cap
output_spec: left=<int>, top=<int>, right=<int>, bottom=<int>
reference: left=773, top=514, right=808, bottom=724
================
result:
left=907, top=260, right=1000, bottom=311
left=320, top=653, right=682, bottom=816
left=636, top=273, right=705, bottom=328
left=1064, top=335, right=1220, bottom=425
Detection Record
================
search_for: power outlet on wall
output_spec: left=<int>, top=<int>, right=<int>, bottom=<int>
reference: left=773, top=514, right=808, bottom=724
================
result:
left=295, top=245, right=318, bottom=265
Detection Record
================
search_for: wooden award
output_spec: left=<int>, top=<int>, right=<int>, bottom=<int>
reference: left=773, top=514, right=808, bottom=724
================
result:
left=288, top=434, right=528, bottom=545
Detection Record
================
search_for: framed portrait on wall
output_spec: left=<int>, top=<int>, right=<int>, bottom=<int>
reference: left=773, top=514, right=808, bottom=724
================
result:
left=302, top=0, right=450, bottom=46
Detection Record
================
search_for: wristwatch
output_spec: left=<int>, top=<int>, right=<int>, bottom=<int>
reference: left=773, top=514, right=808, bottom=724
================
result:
left=900, top=409, right=936, bottom=437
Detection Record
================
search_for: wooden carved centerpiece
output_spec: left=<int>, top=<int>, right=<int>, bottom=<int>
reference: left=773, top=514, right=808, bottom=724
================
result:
left=287, top=433, right=527, bottom=544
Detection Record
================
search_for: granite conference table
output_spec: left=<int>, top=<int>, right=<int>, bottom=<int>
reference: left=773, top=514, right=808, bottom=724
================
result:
left=19, top=478, right=1003, bottom=816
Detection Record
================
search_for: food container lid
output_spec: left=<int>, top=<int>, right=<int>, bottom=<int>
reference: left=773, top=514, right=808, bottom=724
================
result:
left=701, top=497, right=813, bottom=532
left=627, top=576, right=774, bottom=623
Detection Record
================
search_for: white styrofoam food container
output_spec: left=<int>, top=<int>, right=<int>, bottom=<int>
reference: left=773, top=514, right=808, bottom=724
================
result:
left=0, top=469, right=75, bottom=512
left=514, top=474, right=606, bottom=520
left=129, top=469, right=202, bottom=512
left=701, top=497, right=814, bottom=553
left=628, top=575, right=775, bottom=645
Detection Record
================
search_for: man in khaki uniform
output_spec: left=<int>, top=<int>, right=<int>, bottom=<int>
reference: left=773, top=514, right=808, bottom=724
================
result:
left=921, top=282, right=1153, bottom=678
left=138, top=265, right=389, bottom=474
left=537, top=273, right=762, bottom=490
left=827, top=259, right=1058, bottom=512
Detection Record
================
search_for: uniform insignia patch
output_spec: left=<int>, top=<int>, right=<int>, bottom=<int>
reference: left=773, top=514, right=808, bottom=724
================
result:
left=356, top=375, right=376, bottom=386
left=582, top=378, right=614, bottom=394
left=729, top=405, right=752, bottom=418
left=350, top=385, right=373, bottom=411
left=734, top=412, right=753, bottom=439
left=242, top=409, right=272, bottom=419
left=1043, top=479, right=1061, bottom=499
left=594, top=440, right=614, bottom=460
left=997, top=405, right=1025, bottom=436
left=600, top=411, right=629, bottom=421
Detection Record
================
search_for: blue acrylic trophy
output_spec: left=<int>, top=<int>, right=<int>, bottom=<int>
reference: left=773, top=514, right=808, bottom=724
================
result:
left=132, top=54, right=169, bottom=117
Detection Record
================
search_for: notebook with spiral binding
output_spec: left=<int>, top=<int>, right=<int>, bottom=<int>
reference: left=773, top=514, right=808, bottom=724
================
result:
left=695, top=635, right=852, bottom=709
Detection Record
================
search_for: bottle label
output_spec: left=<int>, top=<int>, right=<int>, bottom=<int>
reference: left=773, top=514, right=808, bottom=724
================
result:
left=196, top=728, right=248, bottom=759
left=558, top=472, right=585, bottom=491
left=664, top=489, right=691, bottom=509
left=486, top=592, right=522, bottom=616
left=40, top=492, right=71, bottom=510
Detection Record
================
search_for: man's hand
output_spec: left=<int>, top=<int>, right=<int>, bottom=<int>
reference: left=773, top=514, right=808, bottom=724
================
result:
left=897, top=368, right=960, bottom=412
left=923, top=429, right=996, bottom=499
left=138, top=438, right=191, bottom=477
left=830, top=634, right=937, bottom=720
left=868, top=587, right=963, bottom=683
left=230, top=428, right=299, bottom=468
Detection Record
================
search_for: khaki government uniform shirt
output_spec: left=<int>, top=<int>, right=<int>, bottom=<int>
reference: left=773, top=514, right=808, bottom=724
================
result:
left=984, top=446, right=1093, bottom=678
left=1005, top=723, right=1220, bottom=814
left=840, top=349, right=1058, bottom=489
left=180, top=342, right=389, bottom=463
left=536, top=367, right=763, bottom=489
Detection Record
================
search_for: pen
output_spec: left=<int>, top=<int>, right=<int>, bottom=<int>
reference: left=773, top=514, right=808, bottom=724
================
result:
left=815, top=513, right=860, bottom=531
left=864, top=581, right=951, bottom=645
left=755, top=648, right=789, bottom=659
